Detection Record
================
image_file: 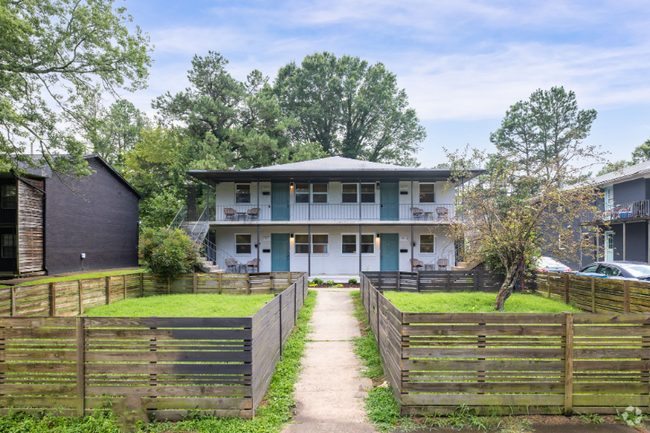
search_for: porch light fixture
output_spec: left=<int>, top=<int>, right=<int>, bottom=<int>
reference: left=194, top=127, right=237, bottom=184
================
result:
left=290, top=233, right=294, bottom=239
left=376, top=234, right=380, bottom=240
left=290, top=182, right=294, bottom=188
left=376, top=182, right=380, bottom=188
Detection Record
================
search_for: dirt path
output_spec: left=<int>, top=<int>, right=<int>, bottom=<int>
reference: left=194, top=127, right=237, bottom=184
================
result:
left=282, top=287, right=376, bottom=433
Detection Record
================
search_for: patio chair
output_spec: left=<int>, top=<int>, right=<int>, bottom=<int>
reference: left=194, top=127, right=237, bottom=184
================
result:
left=436, top=207, right=449, bottom=219
left=246, top=258, right=260, bottom=273
left=225, top=258, right=239, bottom=273
left=410, top=207, right=424, bottom=220
left=247, top=207, right=260, bottom=221
left=224, top=208, right=237, bottom=221
left=410, top=258, right=424, bottom=272
left=437, top=258, right=449, bottom=270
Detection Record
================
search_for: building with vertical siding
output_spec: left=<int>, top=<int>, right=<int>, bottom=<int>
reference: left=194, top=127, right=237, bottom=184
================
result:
left=182, top=157, right=482, bottom=275
left=0, top=155, right=141, bottom=277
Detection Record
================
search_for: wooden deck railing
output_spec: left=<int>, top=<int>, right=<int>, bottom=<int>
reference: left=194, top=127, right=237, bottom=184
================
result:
left=360, top=272, right=650, bottom=416
left=0, top=271, right=303, bottom=317
left=0, top=273, right=309, bottom=429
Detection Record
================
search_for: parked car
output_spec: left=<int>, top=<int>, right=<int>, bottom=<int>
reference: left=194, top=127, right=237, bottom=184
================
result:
left=577, top=261, right=650, bottom=280
left=535, top=256, right=572, bottom=273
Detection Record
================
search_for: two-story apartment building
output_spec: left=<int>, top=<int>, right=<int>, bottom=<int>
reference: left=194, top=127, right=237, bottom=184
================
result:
left=579, top=160, right=650, bottom=267
left=186, top=157, right=482, bottom=275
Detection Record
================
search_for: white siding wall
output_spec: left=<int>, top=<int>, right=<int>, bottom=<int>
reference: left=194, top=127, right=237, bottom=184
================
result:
left=213, top=181, right=455, bottom=206
left=213, top=225, right=454, bottom=275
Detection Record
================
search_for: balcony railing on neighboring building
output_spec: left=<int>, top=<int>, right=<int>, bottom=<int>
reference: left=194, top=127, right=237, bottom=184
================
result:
left=208, top=203, right=456, bottom=222
left=601, top=200, right=650, bottom=221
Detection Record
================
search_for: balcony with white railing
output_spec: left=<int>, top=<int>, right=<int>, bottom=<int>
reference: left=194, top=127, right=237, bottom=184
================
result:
left=207, top=203, right=456, bottom=223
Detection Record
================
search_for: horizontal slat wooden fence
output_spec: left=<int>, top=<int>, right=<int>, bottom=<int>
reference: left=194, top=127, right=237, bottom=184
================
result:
left=0, top=273, right=308, bottom=430
left=364, top=270, right=505, bottom=292
left=538, top=272, right=650, bottom=313
left=0, top=272, right=303, bottom=317
left=361, top=272, right=650, bottom=416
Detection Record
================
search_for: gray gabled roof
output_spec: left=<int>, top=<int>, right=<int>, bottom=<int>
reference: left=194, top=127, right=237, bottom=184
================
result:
left=588, top=160, right=650, bottom=187
left=244, top=156, right=420, bottom=172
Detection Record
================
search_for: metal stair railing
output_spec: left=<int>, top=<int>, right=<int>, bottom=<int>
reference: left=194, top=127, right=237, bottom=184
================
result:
left=168, top=205, right=187, bottom=230
left=201, top=238, right=236, bottom=271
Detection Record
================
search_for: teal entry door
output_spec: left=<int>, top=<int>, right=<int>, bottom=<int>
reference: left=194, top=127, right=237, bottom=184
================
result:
left=271, top=234, right=290, bottom=272
left=272, top=183, right=290, bottom=221
left=380, top=182, right=399, bottom=221
left=380, top=233, right=399, bottom=271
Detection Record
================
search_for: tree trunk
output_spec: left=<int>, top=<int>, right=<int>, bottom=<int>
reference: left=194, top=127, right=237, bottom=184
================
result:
left=167, top=277, right=171, bottom=295
left=494, top=264, right=518, bottom=310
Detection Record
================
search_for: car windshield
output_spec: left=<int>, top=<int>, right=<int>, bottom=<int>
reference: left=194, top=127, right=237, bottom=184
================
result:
left=620, top=264, right=650, bottom=277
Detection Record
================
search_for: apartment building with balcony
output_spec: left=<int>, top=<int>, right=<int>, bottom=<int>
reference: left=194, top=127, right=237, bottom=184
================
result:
left=579, top=160, right=650, bottom=267
left=183, top=156, right=482, bottom=275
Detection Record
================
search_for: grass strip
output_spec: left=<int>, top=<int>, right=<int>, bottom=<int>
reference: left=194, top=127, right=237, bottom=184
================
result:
left=85, top=293, right=275, bottom=317
left=385, top=291, right=583, bottom=314
left=13, top=269, right=146, bottom=287
left=0, top=290, right=317, bottom=433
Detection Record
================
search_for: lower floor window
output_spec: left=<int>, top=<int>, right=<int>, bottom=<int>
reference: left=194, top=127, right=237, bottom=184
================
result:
left=342, top=234, right=375, bottom=254
left=420, top=234, right=435, bottom=253
left=1, top=233, right=15, bottom=258
left=236, top=234, right=252, bottom=254
left=295, top=234, right=329, bottom=254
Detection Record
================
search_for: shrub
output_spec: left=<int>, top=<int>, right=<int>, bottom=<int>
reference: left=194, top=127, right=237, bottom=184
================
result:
left=348, top=278, right=358, bottom=284
left=139, top=228, right=200, bottom=289
left=310, top=278, right=324, bottom=285
left=325, top=280, right=336, bottom=286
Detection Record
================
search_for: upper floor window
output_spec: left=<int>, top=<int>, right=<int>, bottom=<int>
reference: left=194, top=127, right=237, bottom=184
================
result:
left=342, top=184, right=357, bottom=203
left=419, top=183, right=435, bottom=203
left=295, top=183, right=310, bottom=203
left=312, top=183, right=328, bottom=203
left=1, top=184, right=17, bottom=209
left=236, top=184, right=251, bottom=204
left=361, top=184, right=376, bottom=203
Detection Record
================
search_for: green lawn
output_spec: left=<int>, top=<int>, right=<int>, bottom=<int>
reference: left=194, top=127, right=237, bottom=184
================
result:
left=85, top=293, right=275, bottom=317
left=384, top=291, right=582, bottom=314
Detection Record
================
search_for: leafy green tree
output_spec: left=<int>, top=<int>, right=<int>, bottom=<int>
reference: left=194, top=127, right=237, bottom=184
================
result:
left=89, top=100, right=150, bottom=168
left=152, top=52, right=324, bottom=171
left=0, top=0, right=151, bottom=175
left=139, top=228, right=199, bottom=292
left=597, top=138, right=650, bottom=175
left=490, top=86, right=598, bottom=184
left=274, top=52, right=426, bottom=165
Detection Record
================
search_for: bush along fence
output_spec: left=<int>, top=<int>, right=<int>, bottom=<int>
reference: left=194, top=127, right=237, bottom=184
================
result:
left=364, top=270, right=506, bottom=292
left=0, top=271, right=304, bottom=317
left=538, top=271, right=650, bottom=313
left=360, top=272, right=650, bottom=416
left=0, top=273, right=308, bottom=430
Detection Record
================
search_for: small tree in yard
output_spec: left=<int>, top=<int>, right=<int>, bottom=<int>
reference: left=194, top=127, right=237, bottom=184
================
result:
left=139, top=228, right=200, bottom=292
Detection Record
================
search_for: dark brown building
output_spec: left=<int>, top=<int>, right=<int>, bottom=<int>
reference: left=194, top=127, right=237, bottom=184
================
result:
left=0, top=155, right=141, bottom=277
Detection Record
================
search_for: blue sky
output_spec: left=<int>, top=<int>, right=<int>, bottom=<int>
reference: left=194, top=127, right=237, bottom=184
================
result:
left=121, top=0, right=650, bottom=169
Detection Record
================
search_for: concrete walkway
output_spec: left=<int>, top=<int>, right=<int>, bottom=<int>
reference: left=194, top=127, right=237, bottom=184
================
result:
left=283, top=287, right=376, bottom=433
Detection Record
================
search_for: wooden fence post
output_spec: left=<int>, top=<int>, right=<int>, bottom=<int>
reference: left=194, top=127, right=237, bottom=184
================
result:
left=218, top=273, right=222, bottom=294
left=416, top=272, right=421, bottom=293
left=591, top=277, right=596, bottom=313
left=293, top=282, right=297, bottom=325
left=288, top=272, right=292, bottom=285
left=563, top=273, right=570, bottom=304
left=375, top=289, right=380, bottom=345
left=246, top=274, right=251, bottom=295
left=76, top=316, right=86, bottom=417
left=122, top=274, right=127, bottom=300
left=105, top=277, right=111, bottom=305
left=193, top=273, right=198, bottom=294
left=473, top=270, right=479, bottom=292
left=10, top=286, right=15, bottom=316
left=50, top=283, right=57, bottom=317
left=278, top=293, right=283, bottom=360
left=140, top=273, right=144, bottom=298
left=564, top=313, right=574, bottom=414
left=547, top=274, right=551, bottom=298
left=624, top=280, right=631, bottom=313
left=78, top=280, right=83, bottom=315
left=396, top=272, right=401, bottom=292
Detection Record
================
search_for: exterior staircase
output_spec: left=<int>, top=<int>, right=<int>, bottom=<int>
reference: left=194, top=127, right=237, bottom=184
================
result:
left=169, top=206, right=224, bottom=274
left=451, top=260, right=483, bottom=271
